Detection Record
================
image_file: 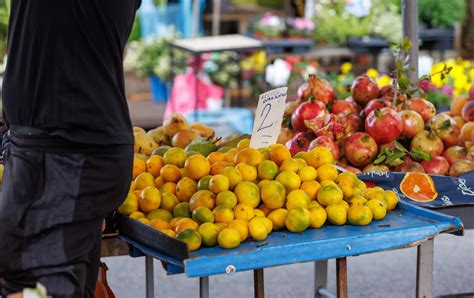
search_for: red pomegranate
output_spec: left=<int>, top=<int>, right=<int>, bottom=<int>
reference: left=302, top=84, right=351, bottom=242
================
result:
left=331, top=100, right=358, bottom=115
left=449, top=159, right=474, bottom=177
left=285, top=131, right=315, bottom=156
left=407, top=98, right=436, bottom=122
left=340, top=113, right=362, bottom=134
left=344, top=132, right=378, bottom=167
left=410, top=131, right=444, bottom=159
left=461, top=100, right=474, bottom=122
left=300, top=74, right=334, bottom=105
left=378, top=85, right=396, bottom=100
left=442, top=146, right=467, bottom=165
left=365, top=108, right=403, bottom=145
left=363, top=164, right=390, bottom=173
left=284, top=101, right=299, bottom=117
left=421, top=156, right=450, bottom=175
left=351, top=75, right=379, bottom=105
left=399, top=110, right=425, bottom=139
left=394, top=161, right=426, bottom=173
left=363, top=99, right=392, bottom=118
left=469, top=85, right=474, bottom=101
left=428, top=114, right=461, bottom=147
left=308, top=136, right=340, bottom=159
left=291, top=101, right=328, bottom=132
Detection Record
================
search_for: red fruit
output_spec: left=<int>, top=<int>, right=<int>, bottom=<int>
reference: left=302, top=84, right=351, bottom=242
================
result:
left=331, top=100, right=358, bottom=115
left=315, top=119, right=345, bottom=141
left=284, top=101, right=299, bottom=117
left=351, top=75, right=379, bottom=105
left=378, top=85, right=395, bottom=99
left=340, top=113, right=362, bottom=134
left=399, top=110, right=425, bottom=139
left=394, top=161, right=426, bottom=173
left=363, top=99, right=392, bottom=118
left=344, top=132, right=378, bottom=167
left=291, top=101, right=328, bottom=132
left=428, top=114, right=461, bottom=147
left=442, top=146, right=467, bottom=165
left=365, top=108, right=403, bottom=145
left=344, top=165, right=362, bottom=174
left=461, top=100, right=474, bottom=122
left=410, top=131, right=444, bottom=159
left=300, top=74, right=334, bottom=105
left=286, top=132, right=315, bottom=156
left=449, top=159, right=474, bottom=177
left=308, top=136, right=340, bottom=159
left=363, top=164, right=390, bottom=173
left=421, top=156, right=450, bottom=175
left=469, top=85, right=474, bottom=101
left=407, top=98, right=436, bottom=122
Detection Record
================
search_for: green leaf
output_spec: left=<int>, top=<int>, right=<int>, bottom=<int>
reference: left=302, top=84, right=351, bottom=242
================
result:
left=385, top=150, right=407, bottom=166
left=401, top=37, right=412, bottom=51
left=374, top=153, right=387, bottom=165
left=410, top=149, right=432, bottom=161
left=438, top=119, right=452, bottom=130
left=283, top=115, right=292, bottom=129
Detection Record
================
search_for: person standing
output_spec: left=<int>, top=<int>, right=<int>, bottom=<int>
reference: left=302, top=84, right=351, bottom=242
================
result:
left=0, top=0, right=141, bottom=297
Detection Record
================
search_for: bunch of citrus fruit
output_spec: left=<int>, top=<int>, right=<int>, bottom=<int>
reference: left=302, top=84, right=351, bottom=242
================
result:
left=118, top=137, right=398, bottom=252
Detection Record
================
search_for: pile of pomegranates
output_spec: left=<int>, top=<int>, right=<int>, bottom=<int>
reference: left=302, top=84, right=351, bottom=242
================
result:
left=278, top=73, right=474, bottom=177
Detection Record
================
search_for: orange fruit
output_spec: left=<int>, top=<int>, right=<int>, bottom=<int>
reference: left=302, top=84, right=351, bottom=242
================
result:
left=139, top=186, right=161, bottom=213
left=235, top=162, right=257, bottom=181
left=269, top=144, right=291, bottom=165
left=154, top=176, right=166, bottom=188
left=210, top=161, right=234, bottom=175
left=400, top=173, right=438, bottom=202
left=135, top=172, right=155, bottom=190
left=176, top=228, right=202, bottom=251
left=176, top=177, right=197, bottom=202
left=175, top=218, right=199, bottom=234
left=227, top=219, right=249, bottom=241
left=279, top=158, right=300, bottom=172
left=160, top=164, right=182, bottom=183
left=221, top=166, right=243, bottom=190
left=300, top=181, right=321, bottom=201
left=224, top=148, right=239, bottom=163
left=163, top=147, right=187, bottom=167
left=160, top=229, right=176, bottom=238
left=209, top=174, right=230, bottom=194
left=450, top=95, right=468, bottom=116
left=207, top=151, right=226, bottom=164
left=149, top=218, right=172, bottom=231
left=185, top=154, right=211, bottom=180
left=258, top=160, right=279, bottom=180
left=234, top=147, right=263, bottom=166
left=258, top=204, right=271, bottom=216
left=133, top=157, right=147, bottom=180
left=159, top=182, right=177, bottom=195
left=237, top=139, right=250, bottom=150
left=275, top=170, right=301, bottom=192
left=189, top=190, right=216, bottom=211
left=146, top=155, right=164, bottom=177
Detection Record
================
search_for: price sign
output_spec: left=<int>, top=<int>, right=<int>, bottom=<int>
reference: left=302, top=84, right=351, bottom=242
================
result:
left=250, top=87, right=288, bottom=149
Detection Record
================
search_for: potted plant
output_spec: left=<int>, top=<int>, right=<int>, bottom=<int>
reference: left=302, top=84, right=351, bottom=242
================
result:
left=287, top=17, right=315, bottom=39
left=253, top=12, right=286, bottom=40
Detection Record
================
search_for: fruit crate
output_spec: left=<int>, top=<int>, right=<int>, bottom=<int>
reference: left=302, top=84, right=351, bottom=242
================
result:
left=119, top=201, right=462, bottom=277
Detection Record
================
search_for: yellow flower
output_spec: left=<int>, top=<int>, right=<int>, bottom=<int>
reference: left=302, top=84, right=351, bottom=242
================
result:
left=462, top=60, right=471, bottom=69
left=341, top=62, right=352, bottom=74
left=377, top=75, right=391, bottom=87
left=453, top=89, right=461, bottom=96
left=337, top=74, right=346, bottom=81
left=366, top=68, right=378, bottom=79
left=469, top=68, right=474, bottom=80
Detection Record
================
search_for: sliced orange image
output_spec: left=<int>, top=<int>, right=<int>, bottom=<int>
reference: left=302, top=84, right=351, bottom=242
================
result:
left=400, top=173, right=438, bottom=202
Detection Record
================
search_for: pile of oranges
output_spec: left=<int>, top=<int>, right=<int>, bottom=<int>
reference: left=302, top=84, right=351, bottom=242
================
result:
left=118, top=138, right=398, bottom=251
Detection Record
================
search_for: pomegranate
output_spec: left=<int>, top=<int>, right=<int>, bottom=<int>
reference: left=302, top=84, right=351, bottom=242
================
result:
left=365, top=108, right=403, bottom=145
left=314, top=117, right=346, bottom=141
left=344, top=165, right=362, bottom=174
left=407, top=98, right=436, bottom=122
left=461, top=100, right=474, bottom=122
left=331, top=100, right=358, bottom=115
left=421, top=156, right=450, bottom=175
left=291, top=101, right=328, bottom=132
left=340, top=113, right=362, bottom=134
left=277, top=127, right=296, bottom=145
left=363, top=164, right=390, bottom=173
left=286, top=131, right=315, bottom=156
left=399, top=110, right=425, bottom=139
left=469, top=85, right=474, bottom=101
left=344, top=132, right=378, bottom=167
left=449, top=159, right=474, bottom=177
left=300, top=74, right=334, bottom=105
left=410, top=131, right=444, bottom=159
left=351, top=75, right=379, bottom=105
left=467, top=148, right=474, bottom=161
left=363, top=99, right=392, bottom=118
left=428, top=114, right=461, bottom=147
left=418, top=80, right=438, bottom=93
left=442, top=146, right=467, bottom=165
left=394, top=160, right=426, bottom=173
left=308, top=136, right=340, bottom=159
left=378, top=85, right=396, bottom=99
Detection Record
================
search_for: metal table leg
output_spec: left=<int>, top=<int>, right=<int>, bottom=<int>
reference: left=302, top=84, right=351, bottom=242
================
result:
left=336, top=258, right=347, bottom=298
left=416, top=239, right=434, bottom=298
left=145, top=256, right=155, bottom=298
left=199, top=276, right=210, bottom=298
left=315, top=260, right=330, bottom=298
left=254, top=268, right=265, bottom=298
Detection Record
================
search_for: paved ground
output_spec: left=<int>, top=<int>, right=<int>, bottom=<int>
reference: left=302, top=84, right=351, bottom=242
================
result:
left=104, top=230, right=474, bottom=298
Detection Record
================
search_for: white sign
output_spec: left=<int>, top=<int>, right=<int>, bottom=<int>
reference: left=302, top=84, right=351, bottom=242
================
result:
left=250, top=87, right=288, bottom=149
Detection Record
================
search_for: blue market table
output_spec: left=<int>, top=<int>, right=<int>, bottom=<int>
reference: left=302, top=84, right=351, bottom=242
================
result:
left=120, top=201, right=463, bottom=298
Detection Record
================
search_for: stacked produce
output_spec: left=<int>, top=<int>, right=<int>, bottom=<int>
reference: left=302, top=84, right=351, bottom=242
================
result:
left=278, top=73, right=474, bottom=177
left=118, top=114, right=398, bottom=251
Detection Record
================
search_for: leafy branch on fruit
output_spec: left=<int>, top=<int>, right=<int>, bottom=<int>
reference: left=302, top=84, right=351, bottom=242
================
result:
left=388, top=37, right=452, bottom=106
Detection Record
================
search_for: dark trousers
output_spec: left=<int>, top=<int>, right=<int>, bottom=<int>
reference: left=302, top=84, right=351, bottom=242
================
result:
left=0, top=129, right=133, bottom=297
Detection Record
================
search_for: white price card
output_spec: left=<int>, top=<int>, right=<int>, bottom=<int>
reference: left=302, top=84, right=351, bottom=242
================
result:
left=250, top=87, right=288, bottom=149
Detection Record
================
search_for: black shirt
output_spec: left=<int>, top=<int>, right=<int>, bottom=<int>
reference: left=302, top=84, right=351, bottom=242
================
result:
left=2, top=0, right=141, bottom=145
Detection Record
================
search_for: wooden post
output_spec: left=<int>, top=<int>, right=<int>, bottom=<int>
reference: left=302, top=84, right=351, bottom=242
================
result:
left=212, top=0, right=221, bottom=36
left=254, top=269, right=265, bottom=298
left=336, top=257, right=348, bottom=298
left=402, top=0, right=419, bottom=81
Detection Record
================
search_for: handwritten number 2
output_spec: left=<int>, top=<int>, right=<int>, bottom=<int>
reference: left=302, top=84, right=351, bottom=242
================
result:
left=257, top=103, right=273, bottom=132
